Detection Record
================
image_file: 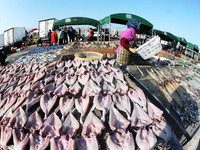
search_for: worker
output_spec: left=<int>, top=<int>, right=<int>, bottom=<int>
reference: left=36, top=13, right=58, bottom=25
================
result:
left=0, top=48, right=7, bottom=66
left=57, top=29, right=60, bottom=44
left=89, top=28, right=94, bottom=41
left=48, top=29, right=52, bottom=46
left=116, top=19, right=140, bottom=66
left=51, top=29, right=57, bottom=45
left=37, top=38, right=43, bottom=47
left=68, top=27, right=76, bottom=42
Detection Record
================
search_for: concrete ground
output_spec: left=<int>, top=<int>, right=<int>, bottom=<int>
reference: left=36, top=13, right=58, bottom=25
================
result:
left=4, top=45, right=37, bottom=65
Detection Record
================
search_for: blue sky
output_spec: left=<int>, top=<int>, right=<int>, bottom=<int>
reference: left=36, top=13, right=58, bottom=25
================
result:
left=0, top=0, right=199, bottom=46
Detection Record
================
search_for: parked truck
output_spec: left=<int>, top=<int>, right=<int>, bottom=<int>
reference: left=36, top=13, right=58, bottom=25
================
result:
left=3, top=27, right=26, bottom=47
left=0, top=34, right=3, bottom=47
left=38, top=18, right=57, bottom=38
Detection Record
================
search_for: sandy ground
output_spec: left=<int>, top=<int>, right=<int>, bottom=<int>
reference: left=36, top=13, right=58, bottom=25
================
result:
left=4, top=45, right=37, bottom=65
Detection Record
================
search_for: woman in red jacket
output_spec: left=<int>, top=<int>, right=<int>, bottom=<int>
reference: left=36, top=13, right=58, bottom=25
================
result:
left=51, top=29, right=57, bottom=45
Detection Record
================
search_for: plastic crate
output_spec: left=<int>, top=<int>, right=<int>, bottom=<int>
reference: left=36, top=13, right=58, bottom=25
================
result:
left=135, top=36, right=162, bottom=60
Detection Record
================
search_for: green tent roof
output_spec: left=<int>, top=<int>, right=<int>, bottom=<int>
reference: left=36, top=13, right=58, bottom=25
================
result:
left=153, top=29, right=178, bottom=41
left=176, top=36, right=187, bottom=46
left=100, top=13, right=153, bottom=30
left=53, top=17, right=100, bottom=29
left=187, top=42, right=194, bottom=49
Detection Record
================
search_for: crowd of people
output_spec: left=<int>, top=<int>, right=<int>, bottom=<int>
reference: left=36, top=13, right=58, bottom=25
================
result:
left=37, top=27, right=77, bottom=47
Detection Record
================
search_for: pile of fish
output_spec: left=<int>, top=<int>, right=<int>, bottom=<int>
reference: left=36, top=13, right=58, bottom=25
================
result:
left=12, top=51, right=58, bottom=65
left=64, top=41, right=119, bottom=50
left=147, top=67, right=200, bottom=127
left=28, top=45, right=64, bottom=55
left=0, top=59, right=173, bottom=150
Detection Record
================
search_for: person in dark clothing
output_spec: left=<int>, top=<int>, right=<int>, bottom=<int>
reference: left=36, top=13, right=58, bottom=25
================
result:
left=68, top=27, right=76, bottom=42
left=64, top=27, right=68, bottom=44
left=171, top=40, right=177, bottom=54
left=0, top=50, right=7, bottom=66
left=48, top=30, right=52, bottom=46
left=37, top=38, right=43, bottom=47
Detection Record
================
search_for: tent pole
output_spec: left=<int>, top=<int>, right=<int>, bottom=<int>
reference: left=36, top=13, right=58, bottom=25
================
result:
left=109, top=18, right=111, bottom=42
left=104, top=25, right=106, bottom=41
left=97, top=24, right=100, bottom=41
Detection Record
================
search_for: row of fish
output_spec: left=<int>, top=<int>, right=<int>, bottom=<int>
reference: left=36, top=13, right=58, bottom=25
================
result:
left=28, top=45, right=64, bottom=55
left=12, top=51, right=58, bottom=65
left=63, top=41, right=119, bottom=50
left=0, top=59, right=172, bottom=150
left=147, top=67, right=200, bottom=127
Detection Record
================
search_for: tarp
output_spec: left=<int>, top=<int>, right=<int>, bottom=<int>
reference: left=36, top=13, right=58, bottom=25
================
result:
left=176, top=36, right=187, bottom=46
left=28, top=28, right=38, bottom=33
left=187, top=42, right=194, bottom=49
left=53, top=17, right=100, bottom=29
left=100, top=13, right=153, bottom=31
left=153, top=29, right=178, bottom=42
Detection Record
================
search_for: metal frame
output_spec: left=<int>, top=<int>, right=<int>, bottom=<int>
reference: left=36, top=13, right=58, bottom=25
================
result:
left=115, top=63, right=195, bottom=146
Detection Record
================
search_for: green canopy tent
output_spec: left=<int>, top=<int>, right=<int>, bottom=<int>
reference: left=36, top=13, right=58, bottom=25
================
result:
left=176, top=36, right=187, bottom=46
left=53, top=17, right=100, bottom=29
left=53, top=17, right=100, bottom=40
left=187, top=42, right=194, bottom=50
left=100, top=13, right=153, bottom=41
left=153, top=29, right=178, bottom=42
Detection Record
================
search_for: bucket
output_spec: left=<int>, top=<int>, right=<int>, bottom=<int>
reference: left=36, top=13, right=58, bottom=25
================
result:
left=74, top=51, right=103, bottom=61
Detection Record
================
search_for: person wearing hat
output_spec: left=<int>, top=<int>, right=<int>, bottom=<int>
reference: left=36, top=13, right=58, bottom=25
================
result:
left=116, top=19, right=140, bottom=66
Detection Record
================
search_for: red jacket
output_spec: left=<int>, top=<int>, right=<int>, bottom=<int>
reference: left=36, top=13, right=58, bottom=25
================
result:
left=51, top=31, right=57, bottom=43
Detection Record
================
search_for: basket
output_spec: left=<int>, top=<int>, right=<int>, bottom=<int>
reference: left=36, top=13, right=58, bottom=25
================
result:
left=74, top=51, right=103, bottom=61
left=135, top=36, right=162, bottom=60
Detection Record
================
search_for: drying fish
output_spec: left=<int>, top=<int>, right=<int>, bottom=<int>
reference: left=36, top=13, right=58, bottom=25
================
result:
left=54, top=83, right=68, bottom=97
left=65, top=74, right=77, bottom=86
left=40, top=94, right=57, bottom=119
left=61, top=112, right=79, bottom=138
left=26, top=111, right=43, bottom=133
left=109, top=104, right=130, bottom=133
left=59, top=96, right=75, bottom=120
left=102, top=81, right=116, bottom=95
left=65, top=60, right=73, bottom=68
left=106, top=131, right=135, bottom=150
left=29, top=134, right=50, bottom=150
left=78, top=72, right=90, bottom=85
left=116, top=80, right=129, bottom=94
left=152, top=120, right=171, bottom=142
left=92, top=93, right=112, bottom=122
left=50, top=136, right=75, bottom=150
left=91, top=59, right=99, bottom=68
left=112, top=93, right=131, bottom=119
left=82, top=111, right=104, bottom=136
left=131, top=103, right=153, bottom=127
left=90, top=71, right=102, bottom=86
left=75, top=135, right=98, bottom=150
left=102, top=72, right=114, bottom=87
left=75, top=96, right=90, bottom=124
left=69, top=81, right=82, bottom=95
left=147, top=102, right=163, bottom=120
left=12, top=129, right=29, bottom=150
left=82, top=79, right=101, bottom=97
left=40, top=112, right=62, bottom=138
left=136, top=127, right=157, bottom=150
left=0, top=126, right=12, bottom=150
left=42, top=83, right=55, bottom=94
left=8, top=107, right=27, bottom=129
left=128, top=88, right=147, bottom=111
